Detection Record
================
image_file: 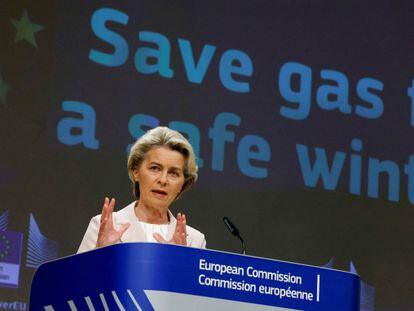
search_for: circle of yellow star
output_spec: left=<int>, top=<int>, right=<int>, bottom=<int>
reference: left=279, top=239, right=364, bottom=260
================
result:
left=11, top=10, right=44, bottom=48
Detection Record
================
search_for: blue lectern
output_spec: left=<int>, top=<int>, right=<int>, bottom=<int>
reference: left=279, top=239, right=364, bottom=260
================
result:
left=30, top=243, right=359, bottom=310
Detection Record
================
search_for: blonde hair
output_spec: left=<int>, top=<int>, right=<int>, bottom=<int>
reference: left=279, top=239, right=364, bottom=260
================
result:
left=127, top=126, right=198, bottom=199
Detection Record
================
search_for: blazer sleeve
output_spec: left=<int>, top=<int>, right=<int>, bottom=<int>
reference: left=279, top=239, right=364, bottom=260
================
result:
left=77, top=215, right=100, bottom=254
left=198, top=235, right=207, bottom=249
left=187, top=227, right=207, bottom=249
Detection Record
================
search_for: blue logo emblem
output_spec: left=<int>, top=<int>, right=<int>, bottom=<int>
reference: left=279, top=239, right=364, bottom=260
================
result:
left=0, top=209, right=59, bottom=289
left=0, top=231, right=23, bottom=288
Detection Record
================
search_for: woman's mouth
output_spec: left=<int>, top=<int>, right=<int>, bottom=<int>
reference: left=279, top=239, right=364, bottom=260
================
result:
left=151, top=189, right=168, bottom=198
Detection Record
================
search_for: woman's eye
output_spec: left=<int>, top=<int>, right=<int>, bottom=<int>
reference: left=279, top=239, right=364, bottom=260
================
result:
left=150, top=166, right=160, bottom=171
left=170, top=171, right=180, bottom=177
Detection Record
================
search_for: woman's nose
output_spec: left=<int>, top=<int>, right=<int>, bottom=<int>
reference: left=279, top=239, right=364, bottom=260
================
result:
left=158, top=171, right=168, bottom=185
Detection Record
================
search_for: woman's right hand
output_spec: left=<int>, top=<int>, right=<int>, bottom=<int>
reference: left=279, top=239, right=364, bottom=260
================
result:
left=96, top=197, right=130, bottom=248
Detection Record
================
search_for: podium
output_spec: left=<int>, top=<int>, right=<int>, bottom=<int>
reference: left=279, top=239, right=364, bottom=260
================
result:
left=30, top=243, right=359, bottom=310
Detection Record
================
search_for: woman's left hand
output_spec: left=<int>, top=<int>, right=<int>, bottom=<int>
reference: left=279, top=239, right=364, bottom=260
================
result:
left=153, top=212, right=187, bottom=245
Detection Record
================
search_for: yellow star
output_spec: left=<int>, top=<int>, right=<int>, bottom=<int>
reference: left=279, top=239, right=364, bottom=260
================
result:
left=0, top=73, right=11, bottom=106
left=11, top=10, right=44, bottom=48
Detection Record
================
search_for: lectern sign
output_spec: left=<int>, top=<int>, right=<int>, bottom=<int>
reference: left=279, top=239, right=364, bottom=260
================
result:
left=30, top=243, right=359, bottom=310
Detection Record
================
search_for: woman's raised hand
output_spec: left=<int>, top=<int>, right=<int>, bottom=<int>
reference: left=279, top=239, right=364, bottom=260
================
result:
left=153, top=212, right=187, bottom=246
left=96, top=197, right=130, bottom=248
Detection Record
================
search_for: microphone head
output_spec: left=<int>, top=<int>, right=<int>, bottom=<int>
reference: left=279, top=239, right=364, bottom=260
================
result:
left=223, top=217, right=239, bottom=237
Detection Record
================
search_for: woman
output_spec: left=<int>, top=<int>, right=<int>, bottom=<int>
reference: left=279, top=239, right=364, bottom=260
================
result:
left=78, top=127, right=206, bottom=253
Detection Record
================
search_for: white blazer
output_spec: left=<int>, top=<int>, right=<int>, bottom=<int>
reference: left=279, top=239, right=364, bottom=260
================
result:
left=78, top=201, right=206, bottom=253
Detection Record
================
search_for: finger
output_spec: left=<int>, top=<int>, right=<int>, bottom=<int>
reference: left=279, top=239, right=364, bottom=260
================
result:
left=182, top=214, right=187, bottom=235
left=118, top=223, right=130, bottom=237
left=97, top=204, right=109, bottom=248
left=153, top=233, right=167, bottom=243
left=108, top=198, right=115, bottom=213
left=107, top=198, right=116, bottom=225
left=178, top=213, right=186, bottom=234
left=181, top=232, right=187, bottom=245
left=176, top=213, right=183, bottom=233
left=100, top=197, right=109, bottom=224
left=181, top=214, right=187, bottom=245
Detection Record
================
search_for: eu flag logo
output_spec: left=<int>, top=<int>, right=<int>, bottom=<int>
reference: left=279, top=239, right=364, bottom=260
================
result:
left=0, top=231, right=23, bottom=288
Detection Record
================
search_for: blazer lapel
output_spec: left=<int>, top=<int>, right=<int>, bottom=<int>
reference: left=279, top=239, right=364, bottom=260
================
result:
left=115, top=203, right=186, bottom=244
left=115, top=201, right=147, bottom=243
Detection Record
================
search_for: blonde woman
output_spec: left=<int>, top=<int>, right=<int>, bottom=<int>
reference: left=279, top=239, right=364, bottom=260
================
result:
left=78, top=127, right=206, bottom=253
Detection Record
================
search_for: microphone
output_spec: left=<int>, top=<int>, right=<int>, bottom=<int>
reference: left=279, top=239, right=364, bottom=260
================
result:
left=223, top=217, right=246, bottom=255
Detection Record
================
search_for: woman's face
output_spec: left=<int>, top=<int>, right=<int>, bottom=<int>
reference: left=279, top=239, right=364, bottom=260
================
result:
left=133, top=146, right=186, bottom=211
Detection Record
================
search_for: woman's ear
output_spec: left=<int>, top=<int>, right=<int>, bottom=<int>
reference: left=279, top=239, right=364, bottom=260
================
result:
left=132, top=169, right=139, bottom=182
